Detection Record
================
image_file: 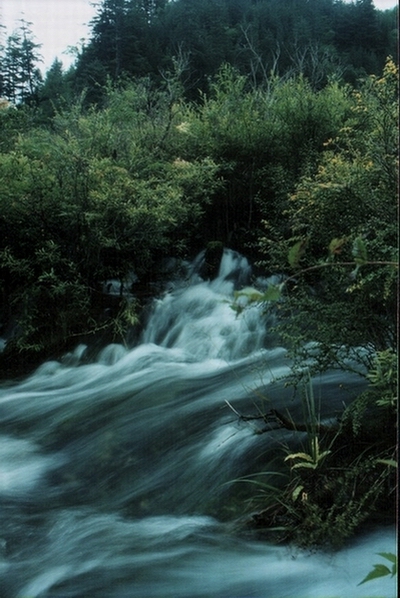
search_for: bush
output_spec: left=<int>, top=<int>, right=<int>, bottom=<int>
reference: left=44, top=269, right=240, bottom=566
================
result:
left=0, top=86, right=220, bottom=359
left=257, top=59, right=398, bottom=375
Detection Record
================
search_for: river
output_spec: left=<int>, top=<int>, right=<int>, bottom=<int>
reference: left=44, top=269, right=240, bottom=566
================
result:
left=0, top=250, right=396, bottom=597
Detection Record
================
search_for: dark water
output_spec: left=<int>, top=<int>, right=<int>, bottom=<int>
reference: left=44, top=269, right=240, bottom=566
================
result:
left=0, top=250, right=396, bottom=597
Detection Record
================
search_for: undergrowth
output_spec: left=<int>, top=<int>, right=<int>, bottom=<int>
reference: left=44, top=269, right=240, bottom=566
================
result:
left=243, top=353, right=397, bottom=549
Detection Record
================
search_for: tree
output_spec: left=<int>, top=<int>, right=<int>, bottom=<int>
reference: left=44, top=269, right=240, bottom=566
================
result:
left=69, top=0, right=396, bottom=104
left=0, top=21, right=42, bottom=104
left=176, top=65, right=351, bottom=248
left=0, top=82, right=220, bottom=362
left=71, top=0, right=167, bottom=101
left=354, top=0, right=380, bottom=49
left=38, top=58, right=72, bottom=120
left=134, top=0, right=168, bottom=23
left=0, top=23, right=6, bottom=97
left=257, top=58, right=398, bottom=376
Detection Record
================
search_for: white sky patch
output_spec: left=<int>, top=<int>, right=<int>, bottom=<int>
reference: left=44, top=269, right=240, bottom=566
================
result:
left=0, top=0, right=398, bottom=75
left=0, top=0, right=97, bottom=73
left=374, top=0, right=398, bottom=6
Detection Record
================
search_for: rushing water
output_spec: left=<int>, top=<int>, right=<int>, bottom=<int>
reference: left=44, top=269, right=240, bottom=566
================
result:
left=0, top=250, right=396, bottom=598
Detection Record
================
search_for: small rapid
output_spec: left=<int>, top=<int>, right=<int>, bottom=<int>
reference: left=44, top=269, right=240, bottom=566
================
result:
left=0, top=249, right=396, bottom=597
left=142, top=249, right=266, bottom=360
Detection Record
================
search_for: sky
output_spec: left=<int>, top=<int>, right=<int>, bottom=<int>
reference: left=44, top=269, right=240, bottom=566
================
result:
left=1, top=0, right=97, bottom=73
left=1, top=0, right=399, bottom=75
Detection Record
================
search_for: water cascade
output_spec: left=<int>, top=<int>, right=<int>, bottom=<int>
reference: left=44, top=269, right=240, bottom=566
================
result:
left=0, top=250, right=396, bottom=597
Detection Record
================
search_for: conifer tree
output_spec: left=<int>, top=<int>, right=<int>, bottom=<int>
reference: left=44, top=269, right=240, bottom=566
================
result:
left=38, top=58, right=72, bottom=120
left=1, top=21, right=42, bottom=104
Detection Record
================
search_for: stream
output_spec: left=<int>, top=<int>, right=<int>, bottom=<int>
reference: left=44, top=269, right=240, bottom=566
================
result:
left=0, top=249, right=396, bottom=598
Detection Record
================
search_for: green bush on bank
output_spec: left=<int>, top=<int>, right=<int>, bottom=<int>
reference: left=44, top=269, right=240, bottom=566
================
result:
left=247, top=353, right=397, bottom=549
left=2, top=68, right=352, bottom=362
left=0, top=83, right=220, bottom=360
left=257, top=58, right=398, bottom=377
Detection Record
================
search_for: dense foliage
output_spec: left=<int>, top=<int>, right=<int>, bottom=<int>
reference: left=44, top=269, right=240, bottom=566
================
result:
left=0, top=26, right=398, bottom=366
left=0, top=83, right=219, bottom=363
left=56, top=0, right=398, bottom=98
left=255, top=57, right=398, bottom=377
left=1, top=0, right=398, bottom=107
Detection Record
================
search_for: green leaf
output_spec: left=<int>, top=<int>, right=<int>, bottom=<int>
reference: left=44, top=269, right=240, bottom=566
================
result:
left=285, top=452, right=314, bottom=462
left=262, top=284, right=283, bottom=302
left=233, top=284, right=283, bottom=304
left=288, top=239, right=307, bottom=269
left=377, top=552, right=397, bottom=569
left=229, top=303, right=243, bottom=314
left=291, top=462, right=318, bottom=470
left=328, top=237, right=347, bottom=255
left=291, top=485, right=304, bottom=501
left=358, top=563, right=391, bottom=585
left=352, top=236, right=368, bottom=265
left=234, top=287, right=264, bottom=302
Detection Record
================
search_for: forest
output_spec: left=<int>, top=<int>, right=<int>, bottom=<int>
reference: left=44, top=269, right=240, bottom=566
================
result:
left=0, top=0, right=398, bottom=551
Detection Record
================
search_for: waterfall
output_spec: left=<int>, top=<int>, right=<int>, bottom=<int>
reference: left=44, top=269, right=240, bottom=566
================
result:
left=0, top=249, right=396, bottom=598
left=142, top=249, right=268, bottom=361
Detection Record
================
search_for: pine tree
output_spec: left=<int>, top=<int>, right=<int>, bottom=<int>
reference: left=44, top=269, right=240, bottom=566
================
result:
left=89, top=0, right=129, bottom=78
left=354, top=0, right=380, bottom=49
left=133, top=0, right=168, bottom=23
left=0, top=23, right=5, bottom=97
left=38, top=58, right=71, bottom=120
left=1, top=21, right=42, bottom=104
